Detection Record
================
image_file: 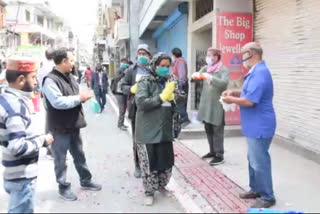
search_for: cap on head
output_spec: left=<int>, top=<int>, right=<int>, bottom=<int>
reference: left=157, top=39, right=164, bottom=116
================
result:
left=6, top=57, right=36, bottom=73
left=137, top=44, right=151, bottom=56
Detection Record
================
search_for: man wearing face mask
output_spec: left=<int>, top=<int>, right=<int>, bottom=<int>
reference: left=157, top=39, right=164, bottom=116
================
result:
left=42, top=48, right=102, bottom=201
left=120, top=44, right=152, bottom=178
left=111, top=58, right=130, bottom=131
left=91, top=64, right=108, bottom=113
left=0, top=58, right=54, bottom=213
left=196, top=48, right=230, bottom=166
left=222, top=42, right=276, bottom=209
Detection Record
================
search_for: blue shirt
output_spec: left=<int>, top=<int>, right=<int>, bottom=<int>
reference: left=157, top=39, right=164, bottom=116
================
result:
left=240, top=61, right=276, bottom=139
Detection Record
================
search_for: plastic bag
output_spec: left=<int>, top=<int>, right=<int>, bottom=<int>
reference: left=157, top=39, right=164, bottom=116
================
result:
left=90, top=98, right=101, bottom=113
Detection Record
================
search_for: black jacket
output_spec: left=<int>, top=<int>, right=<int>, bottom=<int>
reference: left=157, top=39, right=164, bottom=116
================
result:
left=111, top=68, right=126, bottom=95
left=120, top=64, right=151, bottom=120
left=44, top=69, right=87, bottom=133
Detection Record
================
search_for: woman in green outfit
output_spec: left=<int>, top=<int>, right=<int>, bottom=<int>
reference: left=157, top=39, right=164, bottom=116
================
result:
left=135, top=53, right=176, bottom=206
left=197, top=48, right=230, bottom=166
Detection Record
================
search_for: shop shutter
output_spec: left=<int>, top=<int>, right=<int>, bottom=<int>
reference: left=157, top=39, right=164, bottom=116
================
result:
left=254, top=0, right=320, bottom=152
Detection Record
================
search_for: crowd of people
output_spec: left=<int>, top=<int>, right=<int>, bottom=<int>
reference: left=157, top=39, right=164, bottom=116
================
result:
left=0, top=41, right=277, bottom=212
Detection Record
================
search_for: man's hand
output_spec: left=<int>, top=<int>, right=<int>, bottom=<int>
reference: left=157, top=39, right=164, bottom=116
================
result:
left=80, top=89, right=94, bottom=103
left=222, top=96, right=235, bottom=104
left=222, top=90, right=241, bottom=98
left=45, top=134, right=54, bottom=145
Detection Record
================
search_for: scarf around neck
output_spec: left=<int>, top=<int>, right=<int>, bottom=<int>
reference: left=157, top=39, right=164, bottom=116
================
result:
left=207, top=61, right=223, bottom=74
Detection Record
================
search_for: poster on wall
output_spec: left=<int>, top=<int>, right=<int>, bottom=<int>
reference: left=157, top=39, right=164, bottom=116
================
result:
left=216, top=12, right=253, bottom=125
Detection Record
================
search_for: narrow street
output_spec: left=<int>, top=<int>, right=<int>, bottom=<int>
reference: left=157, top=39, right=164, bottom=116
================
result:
left=0, top=97, right=184, bottom=213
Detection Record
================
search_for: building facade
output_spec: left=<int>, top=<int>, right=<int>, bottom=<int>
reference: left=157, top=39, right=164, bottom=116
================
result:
left=100, top=0, right=320, bottom=155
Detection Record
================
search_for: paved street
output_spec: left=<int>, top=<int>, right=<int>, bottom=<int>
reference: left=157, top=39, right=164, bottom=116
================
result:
left=0, top=99, right=183, bottom=213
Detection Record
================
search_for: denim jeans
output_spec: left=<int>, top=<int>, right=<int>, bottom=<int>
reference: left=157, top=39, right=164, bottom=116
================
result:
left=247, top=137, right=275, bottom=201
left=94, top=88, right=107, bottom=110
left=4, top=178, right=36, bottom=213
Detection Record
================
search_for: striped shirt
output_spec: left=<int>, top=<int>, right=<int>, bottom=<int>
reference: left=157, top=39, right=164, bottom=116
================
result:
left=0, top=88, right=46, bottom=181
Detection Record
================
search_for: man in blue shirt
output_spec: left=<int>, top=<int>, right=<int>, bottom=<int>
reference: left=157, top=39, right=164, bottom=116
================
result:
left=222, top=42, right=276, bottom=208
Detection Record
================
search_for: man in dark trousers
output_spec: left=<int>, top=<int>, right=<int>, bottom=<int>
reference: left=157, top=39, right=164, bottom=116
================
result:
left=42, top=48, right=102, bottom=201
left=111, top=58, right=129, bottom=130
left=91, top=64, right=108, bottom=113
left=121, top=44, right=152, bottom=178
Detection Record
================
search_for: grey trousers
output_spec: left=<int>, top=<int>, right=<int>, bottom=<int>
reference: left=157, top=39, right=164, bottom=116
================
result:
left=51, top=130, right=92, bottom=190
left=115, top=94, right=127, bottom=127
left=204, top=122, right=225, bottom=158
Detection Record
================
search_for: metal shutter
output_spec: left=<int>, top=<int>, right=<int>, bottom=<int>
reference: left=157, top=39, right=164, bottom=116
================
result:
left=254, top=0, right=320, bottom=152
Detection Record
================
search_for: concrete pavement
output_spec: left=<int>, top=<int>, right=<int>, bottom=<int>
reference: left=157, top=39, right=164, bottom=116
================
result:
left=180, top=136, right=320, bottom=213
left=0, top=100, right=183, bottom=213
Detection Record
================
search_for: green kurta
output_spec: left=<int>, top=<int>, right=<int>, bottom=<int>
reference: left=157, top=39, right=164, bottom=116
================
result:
left=197, top=65, right=230, bottom=126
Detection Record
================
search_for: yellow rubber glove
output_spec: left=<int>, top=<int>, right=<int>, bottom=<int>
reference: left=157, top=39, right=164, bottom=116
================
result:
left=159, top=82, right=176, bottom=102
left=130, top=83, right=138, bottom=94
left=168, top=92, right=174, bottom=101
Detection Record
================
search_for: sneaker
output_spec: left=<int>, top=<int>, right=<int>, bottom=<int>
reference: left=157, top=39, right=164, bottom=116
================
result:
left=81, top=181, right=102, bottom=191
left=59, top=189, right=78, bottom=201
left=251, top=198, right=276, bottom=208
left=134, top=167, right=142, bottom=178
left=209, top=157, right=225, bottom=166
left=202, top=153, right=215, bottom=159
left=144, top=195, right=154, bottom=206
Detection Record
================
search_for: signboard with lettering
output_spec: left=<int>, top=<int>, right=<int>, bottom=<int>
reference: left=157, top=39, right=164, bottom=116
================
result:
left=216, top=12, right=253, bottom=125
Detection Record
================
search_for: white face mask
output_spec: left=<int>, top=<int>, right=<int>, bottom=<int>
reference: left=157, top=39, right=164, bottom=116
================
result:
left=206, top=57, right=214, bottom=66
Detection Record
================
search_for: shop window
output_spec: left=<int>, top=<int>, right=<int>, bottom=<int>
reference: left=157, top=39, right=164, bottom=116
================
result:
left=196, top=0, right=214, bottom=20
left=25, top=10, right=30, bottom=23
left=37, top=16, right=44, bottom=26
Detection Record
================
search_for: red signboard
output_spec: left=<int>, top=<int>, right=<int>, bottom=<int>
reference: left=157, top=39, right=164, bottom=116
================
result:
left=216, top=12, right=253, bottom=125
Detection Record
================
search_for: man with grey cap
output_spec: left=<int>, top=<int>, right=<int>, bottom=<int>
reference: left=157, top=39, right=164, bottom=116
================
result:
left=121, top=44, right=152, bottom=178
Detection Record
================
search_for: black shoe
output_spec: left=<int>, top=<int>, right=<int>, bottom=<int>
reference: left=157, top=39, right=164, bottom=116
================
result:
left=81, top=181, right=102, bottom=191
left=202, top=153, right=215, bottom=159
left=251, top=198, right=276, bottom=208
left=209, top=157, right=225, bottom=166
left=59, top=189, right=78, bottom=201
left=239, top=191, right=261, bottom=199
left=181, top=120, right=191, bottom=129
left=119, top=126, right=128, bottom=131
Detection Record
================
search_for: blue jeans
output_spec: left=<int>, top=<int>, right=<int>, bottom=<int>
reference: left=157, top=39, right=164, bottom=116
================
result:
left=247, top=137, right=275, bottom=201
left=3, top=178, right=36, bottom=213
